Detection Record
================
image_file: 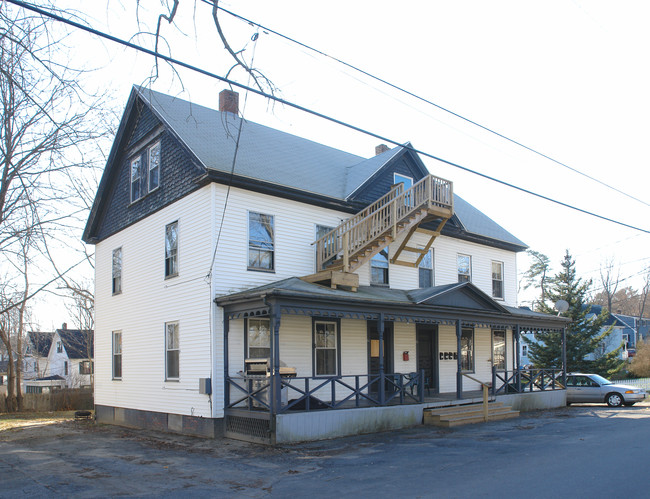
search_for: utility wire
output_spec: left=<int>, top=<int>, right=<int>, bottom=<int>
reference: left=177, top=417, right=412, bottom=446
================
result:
left=10, top=0, right=650, bottom=236
left=206, top=0, right=650, bottom=209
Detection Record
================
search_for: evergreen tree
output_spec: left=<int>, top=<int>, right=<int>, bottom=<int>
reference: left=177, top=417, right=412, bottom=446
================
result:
left=524, top=250, right=625, bottom=377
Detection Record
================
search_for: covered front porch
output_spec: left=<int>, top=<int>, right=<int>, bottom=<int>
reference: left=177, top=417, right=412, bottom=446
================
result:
left=216, top=278, right=569, bottom=444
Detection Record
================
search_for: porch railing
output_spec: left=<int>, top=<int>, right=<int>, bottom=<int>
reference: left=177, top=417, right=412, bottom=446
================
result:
left=491, top=367, right=566, bottom=395
left=226, top=371, right=425, bottom=413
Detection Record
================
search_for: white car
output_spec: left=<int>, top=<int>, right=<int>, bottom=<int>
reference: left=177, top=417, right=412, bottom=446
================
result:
left=565, top=373, right=646, bottom=407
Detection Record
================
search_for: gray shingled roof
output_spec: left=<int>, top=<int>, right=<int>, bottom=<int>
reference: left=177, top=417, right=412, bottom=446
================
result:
left=137, top=87, right=526, bottom=249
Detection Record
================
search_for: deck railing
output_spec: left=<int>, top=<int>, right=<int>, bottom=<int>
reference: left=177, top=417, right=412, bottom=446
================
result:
left=314, top=174, right=453, bottom=272
left=491, top=367, right=566, bottom=395
left=226, top=371, right=425, bottom=413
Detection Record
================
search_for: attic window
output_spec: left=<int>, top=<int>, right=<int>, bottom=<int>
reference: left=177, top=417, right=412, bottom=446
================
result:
left=130, top=141, right=161, bottom=203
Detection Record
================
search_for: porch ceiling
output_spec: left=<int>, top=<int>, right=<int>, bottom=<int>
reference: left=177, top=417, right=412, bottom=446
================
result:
left=216, top=277, right=570, bottom=331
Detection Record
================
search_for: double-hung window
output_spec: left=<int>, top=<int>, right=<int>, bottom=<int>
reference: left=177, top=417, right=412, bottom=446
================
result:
left=165, top=322, right=179, bottom=380
left=457, top=254, right=471, bottom=283
left=112, top=248, right=122, bottom=294
left=314, top=320, right=338, bottom=376
left=112, top=331, right=122, bottom=379
left=247, top=318, right=270, bottom=359
left=492, top=330, right=506, bottom=370
left=130, top=141, right=161, bottom=203
left=492, top=261, right=504, bottom=299
left=460, top=328, right=474, bottom=372
left=248, top=212, right=274, bottom=271
left=165, top=222, right=178, bottom=278
left=371, top=248, right=389, bottom=286
left=419, top=249, right=434, bottom=288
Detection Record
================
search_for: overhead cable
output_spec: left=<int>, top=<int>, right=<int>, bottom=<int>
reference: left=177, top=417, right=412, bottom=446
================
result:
left=9, top=0, right=650, bottom=236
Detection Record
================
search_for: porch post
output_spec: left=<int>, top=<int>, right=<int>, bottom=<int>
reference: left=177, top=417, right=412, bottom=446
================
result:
left=514, top=326, right=521, bottom=370
left=224, top=313, right=230, bottom=408
left=456, top=320, right=463, bottom=399
left=378, top=312, right=385, bottom=405
left=561, top=327, right=567, bottom=387
left=270, top=304, right=282, bottom=415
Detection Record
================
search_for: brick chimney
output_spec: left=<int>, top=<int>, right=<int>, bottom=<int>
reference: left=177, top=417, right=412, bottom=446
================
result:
left=375, top=144, right=389, bottom=155
left=219, top=89, right=239, bottom=115
left=62, top=322, right=67, bottom=330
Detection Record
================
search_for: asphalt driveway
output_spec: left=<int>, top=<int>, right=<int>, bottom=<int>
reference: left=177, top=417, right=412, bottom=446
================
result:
left=1, top=402, right=649, bottom=498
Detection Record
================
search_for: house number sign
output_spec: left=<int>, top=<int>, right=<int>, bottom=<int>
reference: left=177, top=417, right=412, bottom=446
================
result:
left=439, top=352, right=458, bottom=360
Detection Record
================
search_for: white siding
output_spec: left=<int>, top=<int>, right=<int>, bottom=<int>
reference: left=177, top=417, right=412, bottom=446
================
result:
left=95, top=187, right=214, bottom=417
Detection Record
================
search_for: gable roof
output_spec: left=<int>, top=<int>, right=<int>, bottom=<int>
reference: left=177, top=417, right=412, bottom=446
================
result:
left=28, top=331, right=54, bottom=357
left=85, top=86, right=526, bottom=250
left=57, top=329, right=94, bottom=359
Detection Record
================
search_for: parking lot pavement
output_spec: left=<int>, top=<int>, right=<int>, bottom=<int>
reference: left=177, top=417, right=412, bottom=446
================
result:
left=1, top=402, right=650, bottom=498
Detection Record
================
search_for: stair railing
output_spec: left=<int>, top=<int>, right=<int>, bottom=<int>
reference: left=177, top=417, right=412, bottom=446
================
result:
left=314, top=174, right=453, bottom=272
left=462, top=372, right=492, bottom=422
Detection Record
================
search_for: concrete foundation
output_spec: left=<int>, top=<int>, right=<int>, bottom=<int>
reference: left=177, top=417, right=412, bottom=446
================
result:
left=496, top=390, right=566, bottom=411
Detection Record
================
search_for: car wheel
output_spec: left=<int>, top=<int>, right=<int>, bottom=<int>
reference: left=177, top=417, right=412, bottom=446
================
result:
left=606, top=392, right=624, bottom=407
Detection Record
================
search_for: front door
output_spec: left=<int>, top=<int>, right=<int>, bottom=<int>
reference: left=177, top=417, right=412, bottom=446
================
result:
left=416, top=325, right=438, bottom=394
left=368, top=321, right=394, bottom=395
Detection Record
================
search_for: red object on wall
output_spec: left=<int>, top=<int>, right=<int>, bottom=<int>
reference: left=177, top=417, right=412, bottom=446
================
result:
left=403, top=351, right=409, bottom=362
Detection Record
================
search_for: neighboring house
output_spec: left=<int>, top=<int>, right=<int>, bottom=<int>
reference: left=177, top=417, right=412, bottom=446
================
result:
left=520, top=305, right=638, bottom=367
left=24, top=324, right=94, bottom=391
left=83, top=86, right=568, bottom=443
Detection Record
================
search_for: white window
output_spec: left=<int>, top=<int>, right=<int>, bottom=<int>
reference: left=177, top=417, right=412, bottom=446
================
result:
left=314, top=321, right=338, bottom=376
left=492, top=261, right=504, bottom=299
left=247, top=318, right=270, bottom=359
left=248, top=212, right=274, bottom=271
left=56, top=341, right=62, bottom=353
left=492, top=330, right=506, bottom=370
left=461, top=328, right=474, bottom=372
left=165, top=221, right=178, bottom=278
left=112, top=331, right=122, bottom=380
left=148, top=142, right=161, bottom=192
left=112, top=248, right=122, bottom=295
left=394, top=173, right=413, bottom=190
left=371, top=248, right=389, bottom=286
left=165, top=322, right=179, bottom=380
left=315, top=224, right=335, bottom=271
left=419, top=249, right=434, bottom=288
left=522, top=344, right=528, bottom=357
left=131, top=141, right=161, bottom=203
left=457, top=254, right=471, bottom=283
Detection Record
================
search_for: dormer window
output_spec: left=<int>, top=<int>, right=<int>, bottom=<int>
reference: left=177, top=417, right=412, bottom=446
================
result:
left=130, top=141, right=161, bottom=203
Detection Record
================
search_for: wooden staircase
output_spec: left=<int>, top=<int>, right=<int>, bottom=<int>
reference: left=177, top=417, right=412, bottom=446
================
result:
left=303, top=175, right=453, bottom=289
left=423, top=402, right=519, bottom=428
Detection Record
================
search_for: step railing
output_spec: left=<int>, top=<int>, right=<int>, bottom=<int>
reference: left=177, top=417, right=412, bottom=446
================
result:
left=462, top=372, right=492, bottom=422
left=314, top=174, right=453, bottom=271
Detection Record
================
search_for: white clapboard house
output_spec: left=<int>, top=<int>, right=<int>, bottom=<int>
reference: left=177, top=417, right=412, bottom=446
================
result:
left=83, top=87, right=569, bottom=443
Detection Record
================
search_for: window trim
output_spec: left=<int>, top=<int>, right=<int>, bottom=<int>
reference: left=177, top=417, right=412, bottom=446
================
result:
left=312, top=318, right=341, bottom=377
left=165, top=321, right=180, bottom=381
left=457, top=254, right=471, bottom=283
left=165, top=221, right=179, bottom=279
left=130, top=140, right=162, bottom=204
left=112, top=247, right=122, bottom=295
left=370, top=248, right=389, bottom=286
left=245, top=317, right=271, bottom=361
left=491, top=329, right=507, bottom=371
left=491, top=260, right=504, bottom=300
left=315, top=224, right=335, bottom=272
left=248, top=211, right=275, bottom=272
left=79, top=360, right=94, bottom=375
left=393, top=173, right=413, bottom=190
left=418, top=248, right=434, bottom=288
left=460, top=328, right=474, bottom=372
left=112, top=331, right=122, bottom=380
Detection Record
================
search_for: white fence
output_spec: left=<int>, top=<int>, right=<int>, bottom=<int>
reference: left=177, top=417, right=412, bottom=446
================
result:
left=619, top=378, right=650, bottom=391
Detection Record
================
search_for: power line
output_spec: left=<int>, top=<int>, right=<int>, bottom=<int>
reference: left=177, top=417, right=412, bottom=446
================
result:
left=10, top=0, right=650, bottom=236
left=207, top=0, right=650, bottom=210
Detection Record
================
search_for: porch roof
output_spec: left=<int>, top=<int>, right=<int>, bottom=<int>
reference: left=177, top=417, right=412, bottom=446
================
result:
left=216, top=278, right=570, bottom=331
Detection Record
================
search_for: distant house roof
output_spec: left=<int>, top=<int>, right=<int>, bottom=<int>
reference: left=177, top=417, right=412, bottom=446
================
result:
left=27, top=331, right=54, bottom=357
left=57, top=328, right=94, bottom=359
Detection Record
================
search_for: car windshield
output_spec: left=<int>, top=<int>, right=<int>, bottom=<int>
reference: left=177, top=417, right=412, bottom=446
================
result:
left=589, top=374, right=612, bottom=385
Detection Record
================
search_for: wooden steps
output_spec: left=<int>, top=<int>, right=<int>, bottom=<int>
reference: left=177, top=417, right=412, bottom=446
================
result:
left=423, top=402, right=519, bottom=427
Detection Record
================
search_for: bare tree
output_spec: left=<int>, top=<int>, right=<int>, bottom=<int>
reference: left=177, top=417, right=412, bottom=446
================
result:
left=598, top=257, right=620, bottom=313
